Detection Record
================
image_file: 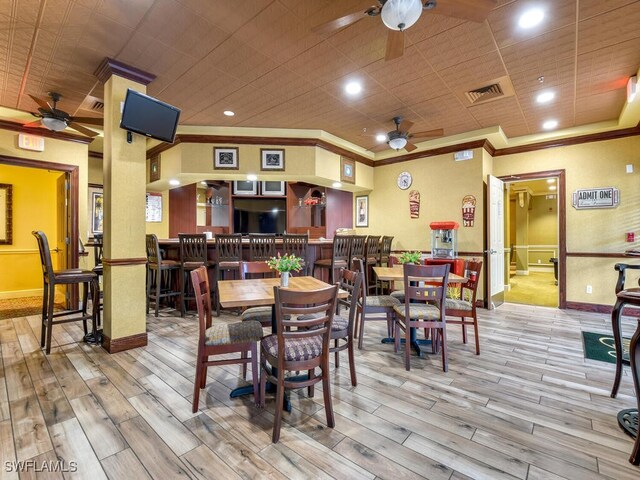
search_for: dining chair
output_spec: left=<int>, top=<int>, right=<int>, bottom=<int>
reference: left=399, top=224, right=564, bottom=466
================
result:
left=351, top=259, right=399, bottom=350
left=32, top=231, right=99, bottom=354
left=259, top=284, right=338, bottom=443
left=146, top=234, right=181, bottom=317
left=332, top=266, right=362, bottom=386
left=248, top=234, right=276, bottom=261
left=445, top=259, right=483, bottom=355
left=388, top=255, right=405, bottom=302
left=190, top=267, right=263, bottom=413
left=215, top=233, right=243, bottom=315
left=239, top=261, right=276, bottom=327
left=179, top=234, right=214, bottom=317
left=282, top=233, right=309, bottom=275
left=313, top=235, right=352, bottom=284
left=393, top=263, right=450, bottom=372
left=364, top=235, right=381, bottom=294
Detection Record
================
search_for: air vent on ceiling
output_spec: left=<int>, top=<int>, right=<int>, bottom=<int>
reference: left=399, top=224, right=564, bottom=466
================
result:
left=462, top=76, right=515, bottom=106
left=90, top=100, right=104, bottom=111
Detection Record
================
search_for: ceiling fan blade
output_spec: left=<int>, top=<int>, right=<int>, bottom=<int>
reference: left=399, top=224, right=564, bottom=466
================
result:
left=311, top=4, right=374, bottom=35
left=23, top=119, right=43, bottom=128
left=28, top=94, right=52, bottom=111
left=404, top=142, right=418, bottom=152
left=71, top=116, right=103, bottom=126
left=411, top=128, right=444, bottom=139
left=398, top=119, right=414, bottom=133
left=385, top=29, right=404, bottom=61
left=431, top=0, right=497, bottom=23
left=69, top=122, right=99, bottom=137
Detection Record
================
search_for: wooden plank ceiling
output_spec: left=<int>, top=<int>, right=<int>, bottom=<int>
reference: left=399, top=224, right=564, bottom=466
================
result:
left=0, top=0, right=639, bottom=150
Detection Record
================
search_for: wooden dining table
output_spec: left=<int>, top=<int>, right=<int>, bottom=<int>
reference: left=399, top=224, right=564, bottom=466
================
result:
left=217, top=275, right=347, bottom=410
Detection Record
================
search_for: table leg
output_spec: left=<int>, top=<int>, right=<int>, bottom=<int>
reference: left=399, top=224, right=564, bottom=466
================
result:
left=619, top=319, right=640, bottom=464
left=381, top=327, right=432, bottom=356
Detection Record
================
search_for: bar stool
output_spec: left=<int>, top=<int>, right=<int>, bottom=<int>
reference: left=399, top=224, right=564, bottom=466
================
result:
left=179, top=234, right=215, bottom=317
left=312, top=235, right=352, bottom=285
left=146, top=234, right=181, bottom=317
left=364, top=235, right=381, bottom=295
left=379, top=235, right=394, bottom=266
left=91, top=234, right=104, bottom=325
left=32, top=231, right=99, bottom=354
left=248, top=234, right=276, bottom=261
left=350, top=235, right=367, bottom=266
left=283, top=233, right=309, bottom=275
left=215, top=233, right=242, bottom=316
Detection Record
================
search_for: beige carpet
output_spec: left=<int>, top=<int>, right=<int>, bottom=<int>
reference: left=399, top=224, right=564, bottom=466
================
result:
left=0, top=296, right=63, bottom=320
left=504, top=271, right=558, bottom=307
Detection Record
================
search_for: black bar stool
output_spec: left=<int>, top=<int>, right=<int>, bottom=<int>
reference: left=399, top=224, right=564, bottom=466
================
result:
left=146, top=234, right=181, bottom=317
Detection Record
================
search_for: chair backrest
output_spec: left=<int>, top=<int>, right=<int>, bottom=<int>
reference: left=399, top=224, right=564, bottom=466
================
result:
left=332, top=235, right=352, bottom=263
left=380, top=236, right=394, bottom=264
left=146, top=234, right=161, bottom=265
left=179, top=234, right=207, bottom=263
left=273, top=284, right=338, bottom=364
left=215, top=233, right=242, bottom=262
left=32, top=230, right=54, bottom=283
left=336, top=266, right=362, bottom=333
left=350, top=258, right=368, bottom=303
left=365, top=235, right=381, bottom=260
left=350, top=235, right=367, bottom=260
left=190, top=266, right=212, bottom=341
left=248, top=234, right=276, bottom=261
left=283, top=234, right=308, bottom=260
left=94, top=233, right=104, bottom=266
left=403, top=263, right=449, bottom=310
left=462, top=259, right=483, bottom=303
left=240, top=261, right=275, bottom=279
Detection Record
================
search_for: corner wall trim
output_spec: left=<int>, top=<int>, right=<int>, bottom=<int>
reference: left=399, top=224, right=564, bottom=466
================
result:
left=103, top=257, right=148, bottom=266
left=102, top=332, right=148, bottom=353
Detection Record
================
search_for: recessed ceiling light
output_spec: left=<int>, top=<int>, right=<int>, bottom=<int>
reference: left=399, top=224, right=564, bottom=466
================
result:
left=542, top=119, right=558, bottom=130
left=345, top=81, right=362, bottom=95
left=518, top=8, right=544, bottom=29
left=200, top=181, right=208, bottom=185
left=536, top=91, right=555, bottom=104
left=169, top=179, right=180, bottom=186
left=332, top=182, right=342, bottom=188
left=223, top=110, right=235, bottom=116
left=247, top=174, right=258, bottom=181
left=547, top=178, right=555, bottom=184
left=549, top=185, right=557, bottom=191
left=376, top=134, right=387, bottom=142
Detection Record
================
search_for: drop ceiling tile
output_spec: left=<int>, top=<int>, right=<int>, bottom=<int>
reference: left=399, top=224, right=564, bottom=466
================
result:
left=393, top=73, right=450, bottom=106
left=578, top=2, right=640, bottom=54
left=94, top=0, right=154, bottom=29
left=438, top=50, right=507, bottom=103
left=284, top=41, right=359, bottom=88
left=575, top=89, right=626, bottom=124
left=404, top=12, right=465, bottom=45
left=245, top=66, right=316, bottom=103
left=468, top=95, right=528, bottom=133
left=363, top=45, right=434, bottom=90
left=579, top=0, right=639, bottom=20
left=178, top=0, right=275, bottom=34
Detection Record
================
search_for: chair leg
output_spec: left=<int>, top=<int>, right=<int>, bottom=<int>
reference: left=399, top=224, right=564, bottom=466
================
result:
left=81, top=282, right=89, bottom=336
left=250, top=344, right=259, bottom=406
left=259, top=353, right=267, bottom=409
left=322, top=362, right=335, bottom=428
left=214, top=266, right=221, bottom=317
left=357, top=309, right=365, bottom=350
left=146, top=268, right=152, bottom=315
left=611, top=298, right=625, bottom=398
left=179, top=268, right=186, bottom=318
left=241, top=351, right=248, bottom=380
left=334, top=339, right=339, bottom=368
left=347, top=335, right=357, bottom=387
left=404, top=324, right=411, bottom=371
left=441, top=325, right=448, bottom=373
left=473, top=315, right=480, bottom=355
left=307, top=368, right=315, bottom=397
left=461, top=319, right=467, bottom=344
left=200, top=363, right=208, bottom=389
left=155, top=269, right=162, bottom=317
left=45, top=283, right=55, bottom=354
left=394, top=322, right=400, bottom=353
left=192, top=355, right=203, bottom=413
left=272, top=369, right=285, bottom=443
left=41, top=283, right=48, bottom=348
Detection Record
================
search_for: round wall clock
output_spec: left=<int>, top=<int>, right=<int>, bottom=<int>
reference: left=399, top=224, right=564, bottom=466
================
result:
left=397, top=171, right=412, bottom=190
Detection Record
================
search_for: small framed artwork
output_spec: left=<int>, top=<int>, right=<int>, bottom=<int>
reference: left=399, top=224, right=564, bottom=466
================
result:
left=341, top=156, right=355, bottom=184
left=214, top=147, right=239, bottom=170
left=261, top=181, right=285, bottom=196
left=91, top=191, right=104, bottom=235
left=355, top=195, right=368, bottom=227
left=233, top=180, right=257, bottom=195
left=261, top=149, right=285, bottom=171
left=149, top=155, right=161, bottom=182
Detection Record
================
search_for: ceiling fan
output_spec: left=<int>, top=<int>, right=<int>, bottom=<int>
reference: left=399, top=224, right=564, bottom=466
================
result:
left=364, top=116, right=444, bottom=152
left=313, top=0, right=497, bottom=60
left=24, top=92, right=103, bottom=137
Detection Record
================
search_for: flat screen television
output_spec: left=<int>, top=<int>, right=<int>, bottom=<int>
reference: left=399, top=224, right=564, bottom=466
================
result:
left=233, top=198, right=286, bottom=235
left=119, top=89, right=181, bottom=143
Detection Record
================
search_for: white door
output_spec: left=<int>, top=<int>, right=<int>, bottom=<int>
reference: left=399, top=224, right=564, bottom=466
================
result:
left=487, top=175, right=505, bottom=309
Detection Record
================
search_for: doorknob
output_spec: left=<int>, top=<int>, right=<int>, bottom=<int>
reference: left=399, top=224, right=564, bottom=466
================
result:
left=488, top=249, right=497, bottom=255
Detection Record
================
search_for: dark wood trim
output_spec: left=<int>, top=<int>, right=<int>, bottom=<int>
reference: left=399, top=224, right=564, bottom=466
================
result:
left=566, top=252, right=633, bottom=258
left=390, top=250, right=485, bottom=256
left=103, top=257, right=148, bottom=266
left=493, top=123, right=640, bottom=156
left=0, top=119, right=93, bottom=144
left=498, top=169, right=566, bottom=309
left=566, top=301, right=640, bottom=317
left=102, top=332, right=148, bottom=353
left=374, top=140, right=493, bottom=167
left=94, top=58, right=156, bottom=85
left=89, top=151, right=103, bottom=160
left=88, top=183, right=103, bottom=189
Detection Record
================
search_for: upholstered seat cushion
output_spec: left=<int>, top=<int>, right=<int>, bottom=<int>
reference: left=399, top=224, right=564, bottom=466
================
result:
left=445, top=298, right=473, bottom=312
left=393, top=303, right=441, bottom=320
left=92, top=264, right=103, bottom=275
left=359, top=295, right=400, bottom=308
left=390, top=290, right=405, bottom=303
left=182, top=261, right=212, bottom=269
left=218, top=261, right=240, bottom=269
left=204, top=320, right=263, bottom=346
left=261, top=334, right=323, bottom=361
left=242, top=306, right=272, bottom=325
left=54, top=269, right=97, bottom=283
left=298, top=313, right=348, bottom=333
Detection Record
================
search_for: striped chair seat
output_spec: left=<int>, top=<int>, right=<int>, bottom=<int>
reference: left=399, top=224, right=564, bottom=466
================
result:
left=242, top=306, right=272, bottom=325
left=299, top=313, right=348, bottom=333
left=393, top=303, right=441, bottom=320
left=261, top=334, right=323, bottom=361
left=359, top=295, right=400, bottom=308
left=390, top=290, right=405, bottom=303
left=445, top=298, right=473, bottom=311
left=204, top=320, right=263, bottom=346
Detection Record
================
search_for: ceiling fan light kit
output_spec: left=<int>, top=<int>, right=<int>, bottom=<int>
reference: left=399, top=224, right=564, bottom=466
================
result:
left=41, top=116, right=67, bottom=132
left=381, top=0, right=423, bottom=31
left=388, top=135, right=408, bottom=150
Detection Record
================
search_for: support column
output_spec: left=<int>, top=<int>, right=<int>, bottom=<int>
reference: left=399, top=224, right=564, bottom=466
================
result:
left=95, top=59, right=156, bottom=353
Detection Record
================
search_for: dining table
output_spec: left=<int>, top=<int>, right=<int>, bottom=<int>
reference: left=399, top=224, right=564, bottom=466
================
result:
left=373, top=265, right=468, bottom=355
left=217, top=275, right=347, bottom=411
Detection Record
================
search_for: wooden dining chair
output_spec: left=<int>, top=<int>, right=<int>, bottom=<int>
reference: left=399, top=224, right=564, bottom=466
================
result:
left=239, top=261, right=276, bottom=327
left=445, top=259, right=483, bottom=355
left=259, top=284, right=338, bottom=443
left=393, top=263, right=450, bottom=372
left=190, top=267, right=263, bottom=413
left=332, top=267, right=362, bottom=386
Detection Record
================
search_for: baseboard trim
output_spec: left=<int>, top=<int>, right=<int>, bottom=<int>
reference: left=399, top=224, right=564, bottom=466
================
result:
left=515, top=270, right=530, bottom=276
left=102, top=332, right=148, bottom=353
left=566, top=301, right=640, bottom=317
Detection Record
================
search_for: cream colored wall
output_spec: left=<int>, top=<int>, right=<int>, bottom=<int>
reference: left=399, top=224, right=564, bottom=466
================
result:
left=88, top=156, right=103, bottom=185
left=145, top=191, right=169, bottom=238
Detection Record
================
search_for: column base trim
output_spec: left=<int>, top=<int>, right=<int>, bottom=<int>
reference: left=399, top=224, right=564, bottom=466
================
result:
left=566, top=301, right=640, bottom=317
left=103, top=332, right=148, bottom=353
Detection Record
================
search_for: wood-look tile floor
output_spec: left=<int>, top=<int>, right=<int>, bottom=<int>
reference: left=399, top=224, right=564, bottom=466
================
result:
left=1, top=303, right=639, bottom=479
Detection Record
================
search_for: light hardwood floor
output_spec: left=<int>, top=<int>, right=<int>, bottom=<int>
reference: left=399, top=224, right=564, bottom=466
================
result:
left=1, top=303, right=639, bottom=479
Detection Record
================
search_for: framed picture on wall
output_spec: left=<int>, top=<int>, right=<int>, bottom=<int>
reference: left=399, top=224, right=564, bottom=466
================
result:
left=149, top=154, right=161, bottom=182
left=91, top=191, right=104, bottom=235
left=355, top=195, right=368, bottom=227
left=0, top=183, right=12, bottom=245
left=233, top=180, right=257, bottom=195
left=214, top=147, right=239, bottom=170
left=260, top=149, right=285, bottom=171
left=261, top=181, right=285, bottom=196
left=341, top=156, right=355, bottom=184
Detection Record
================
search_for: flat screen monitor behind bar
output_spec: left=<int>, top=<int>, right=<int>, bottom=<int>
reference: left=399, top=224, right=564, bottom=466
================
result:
left=233, top=198, right=286, bottom=235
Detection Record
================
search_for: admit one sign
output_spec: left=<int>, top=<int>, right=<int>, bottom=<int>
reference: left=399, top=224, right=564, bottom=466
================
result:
left=572, top=187, right=620, bottom=210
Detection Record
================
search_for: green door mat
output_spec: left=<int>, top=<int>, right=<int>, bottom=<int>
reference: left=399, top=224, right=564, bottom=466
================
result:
left=582, top=331, right=630, bottom=364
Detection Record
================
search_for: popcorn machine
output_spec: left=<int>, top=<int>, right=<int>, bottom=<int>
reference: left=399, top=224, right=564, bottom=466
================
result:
left=429, top=222, right=459, bottom=259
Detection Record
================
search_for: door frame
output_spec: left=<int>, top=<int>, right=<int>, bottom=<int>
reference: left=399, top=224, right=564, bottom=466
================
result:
left=498, top=169, right=566, bottom=309
left=0, top=154, right=80, bottom=304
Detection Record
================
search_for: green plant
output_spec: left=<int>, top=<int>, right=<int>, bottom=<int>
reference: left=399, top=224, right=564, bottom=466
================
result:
left=266, top=253, right=303, bottom=273
left=398, top=251, right=422, bottom=265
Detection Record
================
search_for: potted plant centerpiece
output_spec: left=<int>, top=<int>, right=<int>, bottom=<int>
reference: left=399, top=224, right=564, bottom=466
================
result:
left=266, top=253, right=303, bottom=287
left=397, top=251, right=422, bottom=265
